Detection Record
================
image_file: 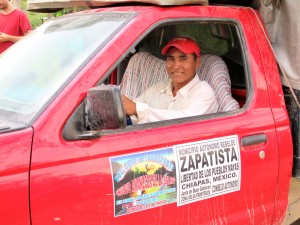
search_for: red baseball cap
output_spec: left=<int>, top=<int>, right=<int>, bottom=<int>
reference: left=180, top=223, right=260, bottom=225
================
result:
left=161, top=37, right=200, bottom=56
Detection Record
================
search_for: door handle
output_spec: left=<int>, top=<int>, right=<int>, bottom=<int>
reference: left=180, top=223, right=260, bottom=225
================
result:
left=241, top=134, right=267, bottom=147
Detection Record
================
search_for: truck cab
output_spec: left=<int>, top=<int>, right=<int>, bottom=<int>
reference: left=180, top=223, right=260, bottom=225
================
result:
left=0, top=3, right=293, bottom=224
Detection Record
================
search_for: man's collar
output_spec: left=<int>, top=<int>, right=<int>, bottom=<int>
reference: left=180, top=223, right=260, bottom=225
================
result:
left=160, top=75, right=200, bottom=97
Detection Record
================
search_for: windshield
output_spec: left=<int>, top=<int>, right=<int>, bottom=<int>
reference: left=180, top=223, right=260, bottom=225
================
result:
left=0, top=12, right=135, bottom=124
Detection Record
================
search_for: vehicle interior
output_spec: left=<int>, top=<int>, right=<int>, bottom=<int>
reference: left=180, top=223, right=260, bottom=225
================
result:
left=110, top=21, right=247, bottom=109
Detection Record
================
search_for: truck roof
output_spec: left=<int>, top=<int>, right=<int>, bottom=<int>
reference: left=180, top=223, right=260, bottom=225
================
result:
left=26, top=0, right=208, bottom=13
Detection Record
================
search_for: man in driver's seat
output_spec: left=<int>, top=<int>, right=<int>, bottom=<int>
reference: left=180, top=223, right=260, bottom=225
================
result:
left=122, top=36, right=218, bottom=124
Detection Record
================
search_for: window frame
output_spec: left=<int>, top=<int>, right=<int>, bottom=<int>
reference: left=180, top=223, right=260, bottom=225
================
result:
left=63, top=18, right=251, bottom=140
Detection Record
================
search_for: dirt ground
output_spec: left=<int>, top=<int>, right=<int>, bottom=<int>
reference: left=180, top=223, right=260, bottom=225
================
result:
left=283, top=178, right=300, bottom=225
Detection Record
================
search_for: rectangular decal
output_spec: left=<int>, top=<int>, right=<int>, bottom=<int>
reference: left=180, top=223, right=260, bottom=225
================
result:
left=110, top=148, right=177, bottom=217
left=174, top=135, right=241, bottom=206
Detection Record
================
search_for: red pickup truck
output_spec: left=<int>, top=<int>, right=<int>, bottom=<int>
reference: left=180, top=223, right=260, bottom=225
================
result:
left=0, top=2, right=298, bottom=225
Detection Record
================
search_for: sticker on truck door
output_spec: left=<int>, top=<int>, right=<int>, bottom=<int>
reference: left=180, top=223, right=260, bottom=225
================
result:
left=110, top=135, right=241, bottom=216
left=173, top=135, right=241, bottom=206
left=110, top=148, right=177, bottom=216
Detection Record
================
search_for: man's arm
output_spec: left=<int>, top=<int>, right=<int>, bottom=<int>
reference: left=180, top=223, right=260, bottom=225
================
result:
left=135, top=95, right=218, bottom=124
left=0, top=29, right=32, bottom=43
left=122, top=95, right=137, bottom=116
left=122, top=81, right=219, bottom=124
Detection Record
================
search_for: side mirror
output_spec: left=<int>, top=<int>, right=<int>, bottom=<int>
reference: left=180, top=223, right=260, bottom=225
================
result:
left=82, top=85, right=126, bottom=139
left=63, top=85, right=126, bottom=140
left=86, top=85, right=126, bottom=132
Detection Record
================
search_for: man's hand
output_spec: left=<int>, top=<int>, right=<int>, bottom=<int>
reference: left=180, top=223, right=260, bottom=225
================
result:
left=0, top=33, right=10, bottom=43
left=122, top=95, right=137, bottom=116
left=0, top=31, right=29, bottom=43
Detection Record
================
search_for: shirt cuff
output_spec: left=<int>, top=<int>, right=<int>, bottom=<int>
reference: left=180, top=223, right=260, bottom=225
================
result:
left=135, top=102, right=149, bottom=124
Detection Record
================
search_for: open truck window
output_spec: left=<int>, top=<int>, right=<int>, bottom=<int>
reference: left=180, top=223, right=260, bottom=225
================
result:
left=63, top=20, right=249, bottom=140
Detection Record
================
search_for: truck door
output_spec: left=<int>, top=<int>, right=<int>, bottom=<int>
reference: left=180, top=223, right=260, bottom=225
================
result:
left=28, top=6, right=287, bottom=225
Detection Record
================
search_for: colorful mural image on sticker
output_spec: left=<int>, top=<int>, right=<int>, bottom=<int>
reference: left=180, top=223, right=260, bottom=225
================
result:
left=110, top=148, right=177, bottom=217
left=174, top=135, right=241, bottom=206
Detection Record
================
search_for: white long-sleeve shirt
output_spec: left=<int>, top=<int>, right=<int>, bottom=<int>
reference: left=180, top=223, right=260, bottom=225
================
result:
left=131, top=75, right=218, bottom=124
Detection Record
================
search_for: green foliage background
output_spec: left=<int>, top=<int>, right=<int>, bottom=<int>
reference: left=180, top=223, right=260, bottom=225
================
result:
left=21, top=0, right=48, bottom=29
left=21, top=0, right=85, bottom=29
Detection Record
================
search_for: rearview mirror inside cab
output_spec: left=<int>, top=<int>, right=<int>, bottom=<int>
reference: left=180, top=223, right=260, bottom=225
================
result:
left=210, top=23, right=230, bottom=40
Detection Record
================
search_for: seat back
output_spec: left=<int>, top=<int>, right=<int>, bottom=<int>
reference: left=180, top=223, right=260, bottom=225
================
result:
left=120, top=52, right=240, bottom=112
left=120, top=52, right=168, bottom=100
left=199, top=54, right=240, bottom=112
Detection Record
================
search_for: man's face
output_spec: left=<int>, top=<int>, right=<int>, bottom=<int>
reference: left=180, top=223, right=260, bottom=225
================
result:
left=0, top=0, right=8, bottom=10
left=166, top=47, right=200, bottom=89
